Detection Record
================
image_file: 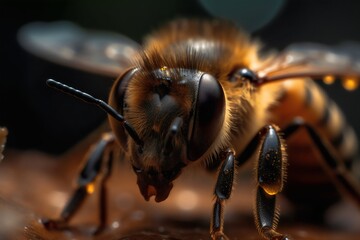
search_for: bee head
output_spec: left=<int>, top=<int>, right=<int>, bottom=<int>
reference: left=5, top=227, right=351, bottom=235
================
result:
left=108, top=67, right=225, bottom=201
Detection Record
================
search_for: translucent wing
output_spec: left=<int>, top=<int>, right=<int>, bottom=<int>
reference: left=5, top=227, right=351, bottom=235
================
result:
left=17, top=21, right=140, bottom=78
left=256, top=42, right=360, bottom=90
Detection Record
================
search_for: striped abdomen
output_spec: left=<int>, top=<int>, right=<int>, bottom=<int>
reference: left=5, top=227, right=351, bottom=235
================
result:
left=268, top=79, right=359, bottom=208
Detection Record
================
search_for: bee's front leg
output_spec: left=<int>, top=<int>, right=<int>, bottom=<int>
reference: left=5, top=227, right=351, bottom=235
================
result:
left=210, top=149, right=235, bottom=240
left=210, top=125, right=291, bottom=240
left=42, top=132, right=115, bottom=234
left=254, top=125, right=290, bottom=240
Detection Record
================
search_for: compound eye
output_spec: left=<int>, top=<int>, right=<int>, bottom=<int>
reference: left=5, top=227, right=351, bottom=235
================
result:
left=108, top=68, right=138, bottom=150
left=113, top=68, right=138, bottom=112
left=187, top=73, right=225, bottom=161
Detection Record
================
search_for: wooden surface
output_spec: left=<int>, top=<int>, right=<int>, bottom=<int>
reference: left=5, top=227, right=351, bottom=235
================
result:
left=0, top=138, right=359, bottom=240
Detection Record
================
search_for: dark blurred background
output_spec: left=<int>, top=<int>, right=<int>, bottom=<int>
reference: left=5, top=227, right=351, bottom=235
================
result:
left=1, top=0, right=360, bottom=154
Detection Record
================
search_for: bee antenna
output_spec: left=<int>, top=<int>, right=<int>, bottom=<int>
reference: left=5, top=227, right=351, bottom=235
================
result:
left=162, top=117, right=183, bottom=156
left=46, top=79, right=144, bottom=148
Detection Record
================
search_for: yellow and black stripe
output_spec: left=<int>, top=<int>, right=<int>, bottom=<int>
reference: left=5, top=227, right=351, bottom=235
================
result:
left=270, top=79, right=358, bottom=166
left=266, top=78, right=359, bottom=207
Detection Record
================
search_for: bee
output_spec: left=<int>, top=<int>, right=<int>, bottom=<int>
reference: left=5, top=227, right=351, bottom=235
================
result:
left=33, top=19, right=360, bottom=240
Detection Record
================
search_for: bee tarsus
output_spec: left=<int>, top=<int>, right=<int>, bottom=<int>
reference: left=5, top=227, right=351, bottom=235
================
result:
left=42, top=132, right=116, bottom=233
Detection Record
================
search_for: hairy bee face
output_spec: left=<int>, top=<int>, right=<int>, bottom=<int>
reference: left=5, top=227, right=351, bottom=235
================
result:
left=108, top=67, right=225, bottom=201
left=38, top=18, right=360, bottom=239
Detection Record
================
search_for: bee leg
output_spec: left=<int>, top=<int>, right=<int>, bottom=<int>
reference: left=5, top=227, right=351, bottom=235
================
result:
left=210, top=149, right=235, bottom=240
left=42, top=132, right=115, bottom=234
left=93, top=145, right=113, bottom=235
left=254, top=125, right=290, bottom=240
left=255, top=188, right=290, bottom=240
left=282, top=118, right=360, bottom=207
